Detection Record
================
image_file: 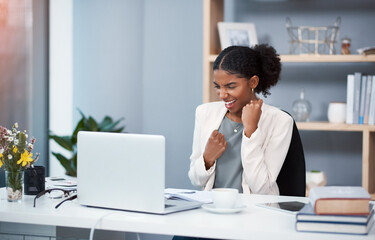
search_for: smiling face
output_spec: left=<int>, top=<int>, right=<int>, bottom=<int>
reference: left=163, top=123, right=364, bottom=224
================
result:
left=213, top=69, right=257, bottom=120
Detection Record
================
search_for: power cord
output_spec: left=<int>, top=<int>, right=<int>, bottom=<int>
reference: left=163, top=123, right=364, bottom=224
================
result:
left=89, top=212, right=117, bottom=240
left=89, top=212, right=142, bottom=240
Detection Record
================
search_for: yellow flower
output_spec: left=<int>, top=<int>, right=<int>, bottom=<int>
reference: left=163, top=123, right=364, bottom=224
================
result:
left=13, top=146, right=18, bottom=153
left=17, top=150, right=33, bottom=167
left=0, top=160, right=2, bottom=168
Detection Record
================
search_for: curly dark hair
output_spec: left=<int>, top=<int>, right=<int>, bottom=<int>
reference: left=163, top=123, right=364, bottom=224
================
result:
left=213, top=44, right=281, bottom=97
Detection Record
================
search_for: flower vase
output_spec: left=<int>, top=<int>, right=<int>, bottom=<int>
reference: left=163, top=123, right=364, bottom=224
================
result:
left=5, top=170, right=24, bottom=202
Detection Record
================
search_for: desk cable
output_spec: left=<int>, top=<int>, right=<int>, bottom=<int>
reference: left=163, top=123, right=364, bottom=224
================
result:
left=89, top=212, right=142, bottom=240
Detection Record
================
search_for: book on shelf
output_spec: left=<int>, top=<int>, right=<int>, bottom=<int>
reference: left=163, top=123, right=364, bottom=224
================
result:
left=364, top=75, right=373, bottom=124
left=346, top=73, right=375, bottom=125
left=353, top=72, right=362, bottom=124
left=309, top=186, right=371, bottom=215
left=346, top=74, right=354, bottom=124
left=358, top=74, right=367, bottom=124
left=358, top=75, right=367, bottom=124
left=296, top=203, right=375, bottom=235
left=369, top=75, right=375, bottom=125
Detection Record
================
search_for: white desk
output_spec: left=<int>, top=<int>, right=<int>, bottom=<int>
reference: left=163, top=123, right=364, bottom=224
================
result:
left=0, top=189, right=374, bottom=240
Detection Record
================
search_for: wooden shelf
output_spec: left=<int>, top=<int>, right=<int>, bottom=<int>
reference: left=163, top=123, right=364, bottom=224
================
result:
left=297, top=121, right=375, bottom=199
left=281, top=54, right=375, bottom=62
left=208, top=54, right=375, bottom=63
left=203, top=0, right=375, bottom=197
left=296, top=122, right=375, bottom=132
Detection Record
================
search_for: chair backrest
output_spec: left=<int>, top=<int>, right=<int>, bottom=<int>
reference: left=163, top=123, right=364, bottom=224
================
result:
left=276, top=118, right=306, bottom=197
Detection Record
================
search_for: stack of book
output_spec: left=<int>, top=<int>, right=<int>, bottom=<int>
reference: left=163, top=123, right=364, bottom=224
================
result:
left=296, top=186, right=374, bottom=235
left=346, top=72, right=375, bottom=125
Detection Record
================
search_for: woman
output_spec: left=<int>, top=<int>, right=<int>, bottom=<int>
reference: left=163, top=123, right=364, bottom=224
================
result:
left=188, top=44, right=293, bottom=195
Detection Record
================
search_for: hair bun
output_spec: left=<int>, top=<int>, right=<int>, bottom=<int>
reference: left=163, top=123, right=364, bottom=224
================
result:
left=213, top=44, right=281, bottom=97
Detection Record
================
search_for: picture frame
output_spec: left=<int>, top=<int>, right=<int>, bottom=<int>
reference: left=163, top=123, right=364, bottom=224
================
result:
left=218, top=22, right=258, bottom=50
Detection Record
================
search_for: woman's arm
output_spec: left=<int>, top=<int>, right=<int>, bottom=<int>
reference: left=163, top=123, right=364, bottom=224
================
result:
left=188, top=105, right=215, bottom=187
left=241, top=111, right=293, bottom=194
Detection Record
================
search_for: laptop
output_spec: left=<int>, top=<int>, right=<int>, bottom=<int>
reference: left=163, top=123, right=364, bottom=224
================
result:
left=77, top=131, right=202, bottom=214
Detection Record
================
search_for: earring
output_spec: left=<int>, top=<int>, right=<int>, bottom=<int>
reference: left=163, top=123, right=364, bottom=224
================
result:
left=251, top=88, right=254, bottom=93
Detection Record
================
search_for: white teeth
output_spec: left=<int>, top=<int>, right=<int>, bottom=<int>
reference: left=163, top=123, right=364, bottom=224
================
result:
left=225, top=99, right=236, bottom=104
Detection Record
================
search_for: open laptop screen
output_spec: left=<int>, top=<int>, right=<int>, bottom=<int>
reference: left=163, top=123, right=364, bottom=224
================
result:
left=77, top=131, right=166, bottom=213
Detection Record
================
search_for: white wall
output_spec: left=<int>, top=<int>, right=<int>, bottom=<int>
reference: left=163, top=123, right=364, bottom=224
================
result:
left=49, top=0, right=74, bottom=177
left=142, top=0, right=203, bottom=188
left=73, top=0, right=144, bottom=133
left=72, top=0, right=202, bottom=190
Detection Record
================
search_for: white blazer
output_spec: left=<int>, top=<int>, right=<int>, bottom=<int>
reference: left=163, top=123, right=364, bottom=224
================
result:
left=188, top=101, right=293, bottom=195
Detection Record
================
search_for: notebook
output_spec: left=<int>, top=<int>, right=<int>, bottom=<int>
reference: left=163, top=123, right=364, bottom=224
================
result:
left=77, top=131, right=202, bottom=214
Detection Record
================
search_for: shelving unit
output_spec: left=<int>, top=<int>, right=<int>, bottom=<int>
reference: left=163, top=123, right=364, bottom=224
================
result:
left=207, top=54, right=375, bottom=63
left=281, top=55, right=375, bottom=62
left=297, top=122, right=375, bottom=199
left=203, top=0, right=375, bottom=199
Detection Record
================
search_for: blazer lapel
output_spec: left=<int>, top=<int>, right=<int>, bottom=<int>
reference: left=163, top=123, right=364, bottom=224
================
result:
left=201, top=102, right=227, bottom=146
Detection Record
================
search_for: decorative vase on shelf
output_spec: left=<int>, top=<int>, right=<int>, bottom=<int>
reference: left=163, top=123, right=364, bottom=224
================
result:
left=292, top=89, right=312, bottom=122
left=327, top=102, right=346, bottom=123
left=5, top=170, right=24, bottom=202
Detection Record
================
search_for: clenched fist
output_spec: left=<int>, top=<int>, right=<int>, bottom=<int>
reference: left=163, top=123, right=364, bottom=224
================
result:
left=203, top=130, right=227, bottom=170
left=242, top=98, right=263, bottom=138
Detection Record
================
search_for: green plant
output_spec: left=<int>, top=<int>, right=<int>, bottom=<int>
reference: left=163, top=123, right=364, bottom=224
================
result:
left=49, top=110, right=125, bottom=177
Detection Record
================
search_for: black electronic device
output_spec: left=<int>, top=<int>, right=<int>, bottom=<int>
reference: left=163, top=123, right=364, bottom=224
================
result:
left=256, top=201, right=306, bottom=214
left=24, top=166, right=45, bottom=195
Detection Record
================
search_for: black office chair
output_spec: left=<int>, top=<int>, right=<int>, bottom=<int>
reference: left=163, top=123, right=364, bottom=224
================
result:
left=276, top=118, right=306, bottom=197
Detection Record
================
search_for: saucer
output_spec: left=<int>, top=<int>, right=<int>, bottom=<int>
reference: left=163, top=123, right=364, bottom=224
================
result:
left=202, top=204, right=246, bottom=214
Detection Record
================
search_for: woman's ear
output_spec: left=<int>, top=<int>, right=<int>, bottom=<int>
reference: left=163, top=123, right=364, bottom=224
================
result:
left=249, top=75, right=259, bottom=89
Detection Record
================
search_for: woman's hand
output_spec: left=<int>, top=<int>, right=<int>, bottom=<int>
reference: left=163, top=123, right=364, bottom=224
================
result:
left=242, top=99, right=263, bottom=138
left=203, top=130, right=227, bottom=170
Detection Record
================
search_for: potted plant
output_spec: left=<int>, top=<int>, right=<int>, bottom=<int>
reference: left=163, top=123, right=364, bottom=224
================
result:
left=49, top=110, right=125, bottom=177
left=0, top=123, right=40, bottom=202
left=306, top=170, right=327, bottom=196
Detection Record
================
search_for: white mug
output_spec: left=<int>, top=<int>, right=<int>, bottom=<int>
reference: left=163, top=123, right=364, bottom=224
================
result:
left=327, top=102, right=346, bottom=123
left=211, top=188, right=238, bottom=209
